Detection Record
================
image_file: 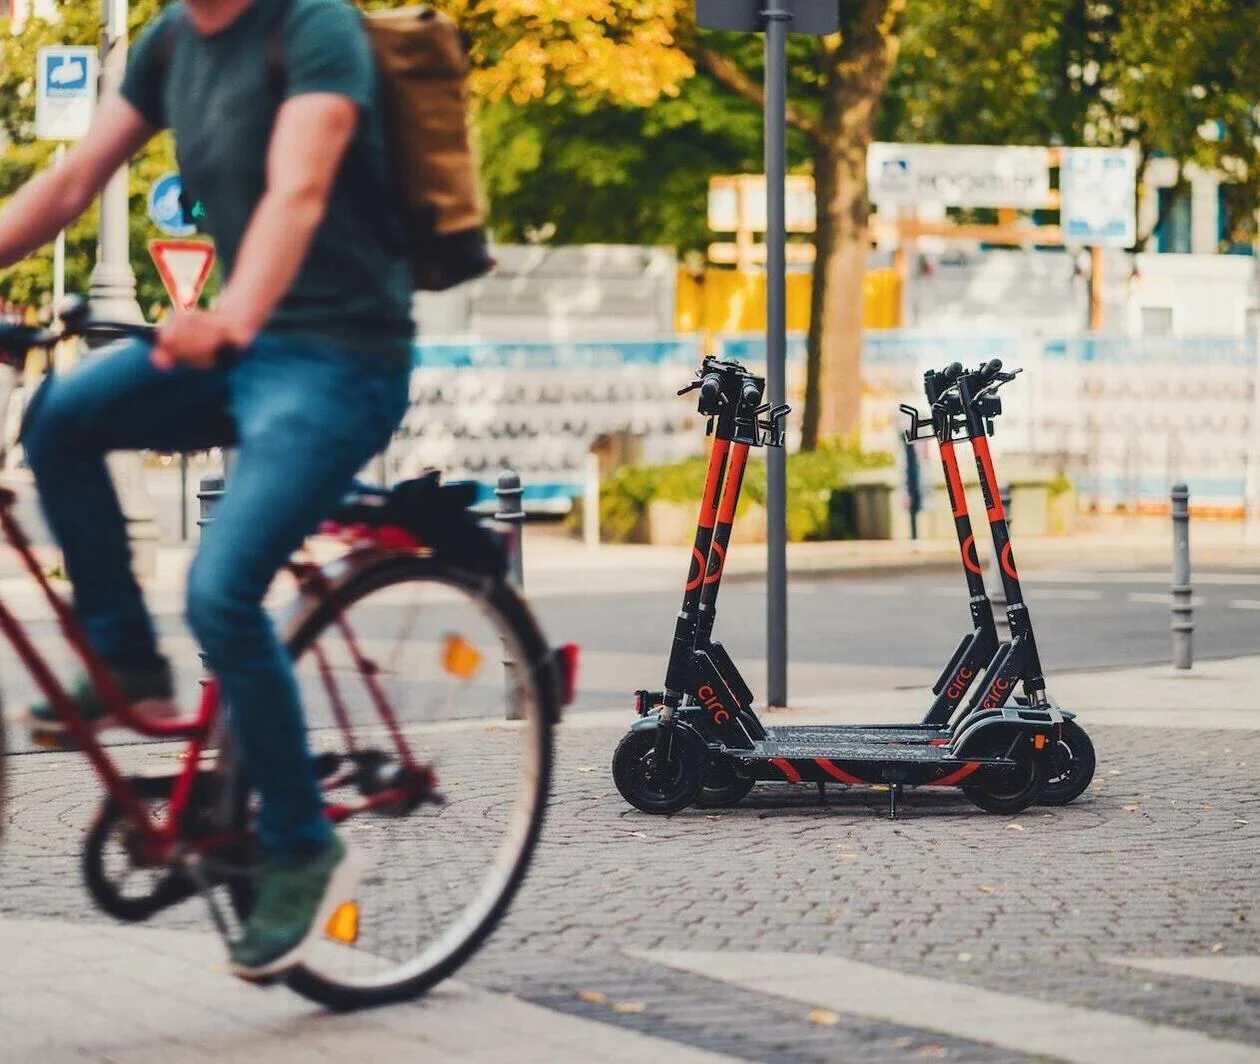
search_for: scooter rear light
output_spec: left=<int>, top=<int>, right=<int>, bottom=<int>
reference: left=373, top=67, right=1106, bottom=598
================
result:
left=557, top=643, right=579, bottom=707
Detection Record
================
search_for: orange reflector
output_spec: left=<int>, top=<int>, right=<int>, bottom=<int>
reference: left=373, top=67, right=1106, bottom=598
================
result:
left=325, top=901, right=360, bottom=944
left=443, top=634, right=483, bottom=680
left=1034, top=734, right=1046, bottom=750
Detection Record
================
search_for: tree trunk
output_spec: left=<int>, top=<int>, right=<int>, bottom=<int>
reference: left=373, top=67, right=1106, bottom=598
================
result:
left=802, top=0, right=906, bottom=450
left=803, top=135, right=867, bottom=448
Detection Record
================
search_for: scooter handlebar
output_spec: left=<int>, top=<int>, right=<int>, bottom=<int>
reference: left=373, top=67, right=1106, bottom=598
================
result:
left=699, top=373, right=722, bottom=410
left=740, top=378, right=762, bottom=409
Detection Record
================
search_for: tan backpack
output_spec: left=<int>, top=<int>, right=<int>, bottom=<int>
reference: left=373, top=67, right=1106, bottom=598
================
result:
left=363, top=6, right=493, bottom=291
left=163, top=2, right=493, bottom=292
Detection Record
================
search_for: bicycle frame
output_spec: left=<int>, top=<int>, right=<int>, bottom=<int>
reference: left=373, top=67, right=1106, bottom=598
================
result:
left=0, top=487, right=427, bottom=866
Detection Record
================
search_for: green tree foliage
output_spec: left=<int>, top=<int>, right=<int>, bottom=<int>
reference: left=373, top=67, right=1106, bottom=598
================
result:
left=883, top=0, right=1260, bottom=248
left=0, top=0, right=185, bottom=319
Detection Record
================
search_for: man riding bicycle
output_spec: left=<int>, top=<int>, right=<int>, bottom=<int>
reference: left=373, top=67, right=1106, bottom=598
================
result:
left=0, top=0, right=412, bottom=980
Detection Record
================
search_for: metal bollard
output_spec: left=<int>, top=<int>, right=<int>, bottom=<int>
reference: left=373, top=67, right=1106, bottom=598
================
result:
left=495, top=470, right=525, bottom=589
left=990, top=484, right=1012, bottom=634
left=495, top=470, right=525, bottom=720
left=1171, top=484, right=1193, bottom=669
left=197, top=472, right=226, bottom=529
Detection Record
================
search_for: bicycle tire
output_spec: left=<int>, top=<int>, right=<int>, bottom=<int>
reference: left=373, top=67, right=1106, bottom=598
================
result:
left=229, top=553, right=557, bottom=1011
left=0, top=694, right=6, bottom=844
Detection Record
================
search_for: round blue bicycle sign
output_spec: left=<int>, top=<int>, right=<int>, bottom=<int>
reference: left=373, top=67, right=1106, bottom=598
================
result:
left=147, top=172, right=196, bottom=238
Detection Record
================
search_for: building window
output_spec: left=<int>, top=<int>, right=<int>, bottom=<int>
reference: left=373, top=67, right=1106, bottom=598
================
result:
left=0, top=1, right=12, bottom=18
left=1154, top=188, right=1193, bottom=255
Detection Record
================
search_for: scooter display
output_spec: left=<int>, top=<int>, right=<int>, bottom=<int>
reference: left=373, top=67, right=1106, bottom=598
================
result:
left=611, top=357, right=1089, bottom=817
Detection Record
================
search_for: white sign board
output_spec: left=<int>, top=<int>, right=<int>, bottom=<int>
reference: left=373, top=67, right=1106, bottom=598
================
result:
left=867, top=143, right=1053, bottom=210
left=708, top=175, right=817, bottom=233
left=1060, top=147, right=1138, bottom=248
left=36, top=46, right=98, bottom=142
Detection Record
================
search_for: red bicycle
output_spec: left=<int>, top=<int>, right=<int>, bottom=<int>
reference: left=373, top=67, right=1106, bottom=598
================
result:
left=0, top=307, right=576, bottom=1011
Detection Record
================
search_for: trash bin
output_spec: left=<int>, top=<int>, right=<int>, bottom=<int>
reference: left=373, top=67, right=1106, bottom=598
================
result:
left=848, top=470, right=897, bottom=540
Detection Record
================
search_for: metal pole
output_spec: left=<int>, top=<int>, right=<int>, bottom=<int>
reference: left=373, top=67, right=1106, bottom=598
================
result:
left=92, top=0, right=159, bottom=577
left=496, top=470, right=526, bottom=720
left=1170, top=483, right=1193, bottom=670
left=764, top=0, right=789, bottom=709
left=179, top=453, right=189, bottom=542
left=583, top=450, right=600, bottom=548
left=991, top=484, right=1012, bottom=635
left=90, top=0, right=141, bottom=325
left=52, top=143, right=66, bottom=321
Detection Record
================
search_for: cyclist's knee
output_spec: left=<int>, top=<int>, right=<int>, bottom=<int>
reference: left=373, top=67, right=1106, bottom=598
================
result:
left=18, top=377, right=67, bottom=474
left=185, top=560, right=256, bottom=657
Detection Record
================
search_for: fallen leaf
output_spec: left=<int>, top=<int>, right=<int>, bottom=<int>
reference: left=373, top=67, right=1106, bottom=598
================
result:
left=577, top=991, right=606, bottom=1004
left=1211, top=943, right=1225, bottom=954
left=1203, top=803, right=1216, bottom=811
left=978, top=886, right=996, bottom=895
left=918, top=1046, right=948, bottom=1059
left=577, top=766, right=596, bottom=773
left=613, top=1001, right=646, bottom=1014
left=807, top=1009, right=840, bottom=1026
left=957, top=952, right=973, bottom=962
left=1006, top=823, right=1025, bottom=832
left=1123, top=804, right=1141, bottom=812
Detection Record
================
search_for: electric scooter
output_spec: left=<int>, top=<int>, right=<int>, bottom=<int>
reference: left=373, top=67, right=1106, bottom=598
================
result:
left=634, top=361, right=1004, bottom=811
left=612, top=358, right=1064, bottom=817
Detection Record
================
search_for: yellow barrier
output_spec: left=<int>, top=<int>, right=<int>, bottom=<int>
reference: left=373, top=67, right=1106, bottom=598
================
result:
left=676, top=266, right=901, bottom=338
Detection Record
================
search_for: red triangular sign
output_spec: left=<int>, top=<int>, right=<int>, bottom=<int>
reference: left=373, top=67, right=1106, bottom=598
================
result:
left=149, top=239, right=216, bottom=312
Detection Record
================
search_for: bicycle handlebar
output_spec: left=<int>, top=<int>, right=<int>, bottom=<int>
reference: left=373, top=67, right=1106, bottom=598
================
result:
left=0, top=297, right=156, bottom=366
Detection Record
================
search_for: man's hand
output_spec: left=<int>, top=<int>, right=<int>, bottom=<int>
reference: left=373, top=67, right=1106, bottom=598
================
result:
left=151, top=308, right=248, bottom=371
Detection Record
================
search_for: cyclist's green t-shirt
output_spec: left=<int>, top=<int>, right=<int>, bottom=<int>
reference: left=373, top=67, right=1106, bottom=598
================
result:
left=122, top=0, right=414, bottom=364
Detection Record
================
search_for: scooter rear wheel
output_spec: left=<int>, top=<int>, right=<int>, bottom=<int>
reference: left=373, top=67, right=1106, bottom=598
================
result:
left=961, top=735, right=1045, bottom=814
left=613, top=723, right=707, bottom=815
left=1037, top=719, right=1096, bottom=806
left=696, top=760, right=755, bottom=808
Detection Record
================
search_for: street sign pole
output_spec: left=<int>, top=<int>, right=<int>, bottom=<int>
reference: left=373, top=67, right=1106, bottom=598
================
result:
left=696, top=0, right=836, bottom=710
left=763, top=2, right=790, bottom=710
left=53, top=144, right=66, bottom=320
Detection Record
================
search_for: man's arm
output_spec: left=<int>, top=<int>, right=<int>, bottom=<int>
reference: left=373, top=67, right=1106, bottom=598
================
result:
left=212, top=94, right=359, bottom=347
left=0, top=97, right=155, bottom=270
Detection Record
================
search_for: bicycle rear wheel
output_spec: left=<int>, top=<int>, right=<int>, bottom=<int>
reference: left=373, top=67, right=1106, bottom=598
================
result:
left=0, top=695, right=6, bottom=844
left=253, top=554, right=557, bottom=1010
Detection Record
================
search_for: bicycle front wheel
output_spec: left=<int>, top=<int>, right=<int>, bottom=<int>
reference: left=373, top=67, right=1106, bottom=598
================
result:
left=268, top=554, right=556, bottom=1010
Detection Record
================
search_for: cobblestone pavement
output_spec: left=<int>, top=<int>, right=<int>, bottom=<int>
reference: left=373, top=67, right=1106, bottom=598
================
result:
left=2, top=718, right=1258, bottom=1061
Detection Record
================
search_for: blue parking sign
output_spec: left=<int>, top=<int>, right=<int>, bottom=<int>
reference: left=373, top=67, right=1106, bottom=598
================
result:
left=148, top=173, right=197, bottom=238
left=36, top=47, right=98, bottom=141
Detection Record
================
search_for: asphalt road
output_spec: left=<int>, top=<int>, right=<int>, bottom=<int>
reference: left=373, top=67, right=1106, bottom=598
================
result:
left=531, top=568, right=1260, bottom=677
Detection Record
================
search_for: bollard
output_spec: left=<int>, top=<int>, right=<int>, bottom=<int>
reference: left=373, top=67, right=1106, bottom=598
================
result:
left=990, top=484, right=1012, bottom=634
left=197, top=472, right=226, bottom=529
left=495, top=470, right=525, bottom=589
left=495, top=470, right=526, bottom=720
left=583, top=451, right=600, bottom=548
left=1171, top=483, right=1193, bottom=669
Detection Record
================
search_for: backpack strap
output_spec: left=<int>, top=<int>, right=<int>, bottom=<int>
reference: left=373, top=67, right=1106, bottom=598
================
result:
left=264, top=0, right=296, bottom=99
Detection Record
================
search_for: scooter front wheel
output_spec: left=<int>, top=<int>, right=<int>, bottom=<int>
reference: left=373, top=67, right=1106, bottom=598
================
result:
left=1037, top=719, right=1096, bottom=806
left=613, top=723, right=707, bottom=815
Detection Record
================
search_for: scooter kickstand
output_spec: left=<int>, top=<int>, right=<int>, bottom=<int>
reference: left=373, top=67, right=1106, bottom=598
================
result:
left=888, top=783, right=902, bottom=820
left=817, top=782, right=826, bottom=804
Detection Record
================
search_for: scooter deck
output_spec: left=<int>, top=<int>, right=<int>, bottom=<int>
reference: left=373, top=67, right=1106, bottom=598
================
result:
left=762, top=724, right=951, bottom=744
left=721, top=737, right=1022, bottom=787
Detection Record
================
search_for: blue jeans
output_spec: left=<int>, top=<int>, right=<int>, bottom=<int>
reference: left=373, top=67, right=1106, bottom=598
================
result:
left=21, top=333, right=410, bottom=861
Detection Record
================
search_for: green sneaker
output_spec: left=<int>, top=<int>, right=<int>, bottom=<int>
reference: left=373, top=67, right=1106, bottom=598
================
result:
left=229, top=834, right=364, bottom=982
left=25, top=657, right=178, bottom=748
